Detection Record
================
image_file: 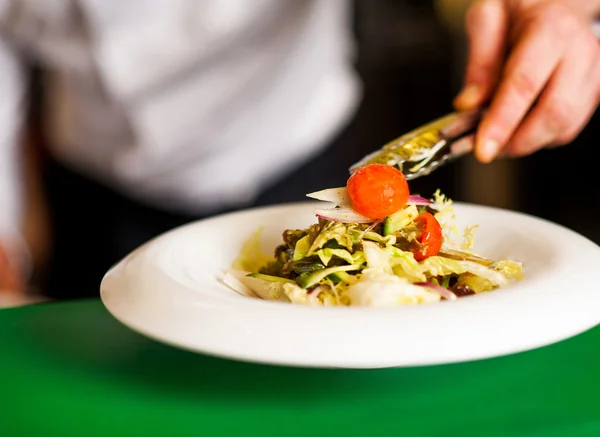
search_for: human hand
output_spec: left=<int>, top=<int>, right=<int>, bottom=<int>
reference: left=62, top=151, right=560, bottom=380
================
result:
left=454, top=0, right=600, bottom=163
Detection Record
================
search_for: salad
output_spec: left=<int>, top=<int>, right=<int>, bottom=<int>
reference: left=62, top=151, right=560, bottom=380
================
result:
left=223, top=164, right=523, bottom=307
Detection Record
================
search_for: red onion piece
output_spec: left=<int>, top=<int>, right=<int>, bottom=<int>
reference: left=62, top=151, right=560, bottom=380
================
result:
left=414, top=282, right=458, bottom=301
left=306, top=188, right=350, bottom=207
left=407, top=195, right=433, bottom=206
left=315, top=207, right=373, bottom=224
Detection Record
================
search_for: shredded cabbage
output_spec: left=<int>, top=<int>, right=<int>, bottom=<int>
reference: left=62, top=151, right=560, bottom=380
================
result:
left=387, top=247, right=427, bottom=282
left=308, top=222, right=354, bottom=253
left=314, top=248, right=366, bottom=266
left=346, top=270, right=441, bottom=307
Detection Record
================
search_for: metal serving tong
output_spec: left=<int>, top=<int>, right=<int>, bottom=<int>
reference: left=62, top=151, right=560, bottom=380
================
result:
left=350, top=109, right=483, bottom=180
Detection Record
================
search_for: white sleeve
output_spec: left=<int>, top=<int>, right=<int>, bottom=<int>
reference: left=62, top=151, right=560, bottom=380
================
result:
left=0, top=33, right=29, bottom=267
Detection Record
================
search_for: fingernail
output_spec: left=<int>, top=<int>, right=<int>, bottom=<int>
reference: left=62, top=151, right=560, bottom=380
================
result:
left=455, top=84, right=481, bottom=110
left=478, top=139, right=500, bottom=163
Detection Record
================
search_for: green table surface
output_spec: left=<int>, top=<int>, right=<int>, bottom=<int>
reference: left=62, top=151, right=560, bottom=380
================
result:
left=1, top=300, right=599, bottom=437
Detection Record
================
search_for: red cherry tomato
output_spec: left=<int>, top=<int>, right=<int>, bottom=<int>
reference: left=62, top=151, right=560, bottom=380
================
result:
left=346, top=164, right=410, bottom=219
left=410, top=212, right=443, bottom=261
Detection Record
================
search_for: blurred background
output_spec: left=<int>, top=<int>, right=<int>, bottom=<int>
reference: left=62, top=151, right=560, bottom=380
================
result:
left=7, top=0, right=600, bottom=305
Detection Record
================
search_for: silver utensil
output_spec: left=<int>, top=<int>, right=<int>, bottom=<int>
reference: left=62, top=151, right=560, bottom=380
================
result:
left=350, top=110, right=483, bottom=180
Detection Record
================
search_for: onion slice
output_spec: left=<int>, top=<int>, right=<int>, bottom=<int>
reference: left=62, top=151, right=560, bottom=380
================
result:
left=414, top=282, right=458, bottom=301
left=306, top=188, right=350, bottom=207
left=315, top=207, right=374, bottom=224
left=220, top=271, right=259, bottom=298
left=307, top=189, right=431, bottom=211
left=438, top=248, right=494, bottom=266
left=407, top=195, right=433, bottom=206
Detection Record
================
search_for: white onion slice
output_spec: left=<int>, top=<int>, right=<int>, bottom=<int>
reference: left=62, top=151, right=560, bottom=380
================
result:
left=307, top=189, right=431, bottom=210
left=315, top=207, right=373, bottom=224
left=306, top=188, right=350, bottom=206
left=220, top=271, right=259, bottom=298
left=414, top=282, right=458, bottom=301
left=307, top=189, right=433, bottom=223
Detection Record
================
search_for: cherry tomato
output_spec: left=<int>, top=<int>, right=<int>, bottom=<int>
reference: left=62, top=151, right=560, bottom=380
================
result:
left=410, top=212, right=443, bottom=261
left=346, top=164, right=409, bottom=219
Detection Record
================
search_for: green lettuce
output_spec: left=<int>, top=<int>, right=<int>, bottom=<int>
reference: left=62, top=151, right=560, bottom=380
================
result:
left=232, top=227, right=274, bottom=272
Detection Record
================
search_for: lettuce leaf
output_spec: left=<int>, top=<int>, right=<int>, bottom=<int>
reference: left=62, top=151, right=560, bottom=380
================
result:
left=314, top=248, right=366, bottom=266
left=293, top=235, right=312, bottom=261
left=232, top=227, right=274, bottom=272
left=494, top=260, right=524, bottom=281
left=421, top=256, right=510, bottom=287
left=387, top=247, right=427, bottom=282
left=308, top=222, right=354, bottom=254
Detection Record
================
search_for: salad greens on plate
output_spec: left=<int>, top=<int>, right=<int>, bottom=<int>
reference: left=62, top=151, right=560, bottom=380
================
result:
left=222, top=164, right=523, bottom=307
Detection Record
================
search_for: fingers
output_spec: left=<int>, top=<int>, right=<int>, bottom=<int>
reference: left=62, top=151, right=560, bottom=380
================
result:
left=474, top=7, right=570, bottom=162
left=505, top=33, right=600, bottom=157
left=454, top=0, right=509, bottom=111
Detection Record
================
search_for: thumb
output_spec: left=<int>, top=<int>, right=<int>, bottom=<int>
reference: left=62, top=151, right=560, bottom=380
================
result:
left=455, top=0, right=509, bottom=111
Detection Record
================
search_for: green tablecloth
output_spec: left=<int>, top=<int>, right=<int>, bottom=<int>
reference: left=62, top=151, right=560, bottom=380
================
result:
left=1, top=300, right=599, bottom=437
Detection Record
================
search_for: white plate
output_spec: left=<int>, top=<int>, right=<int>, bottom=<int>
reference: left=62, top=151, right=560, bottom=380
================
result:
left=100, top=202, right=600, bottom=369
